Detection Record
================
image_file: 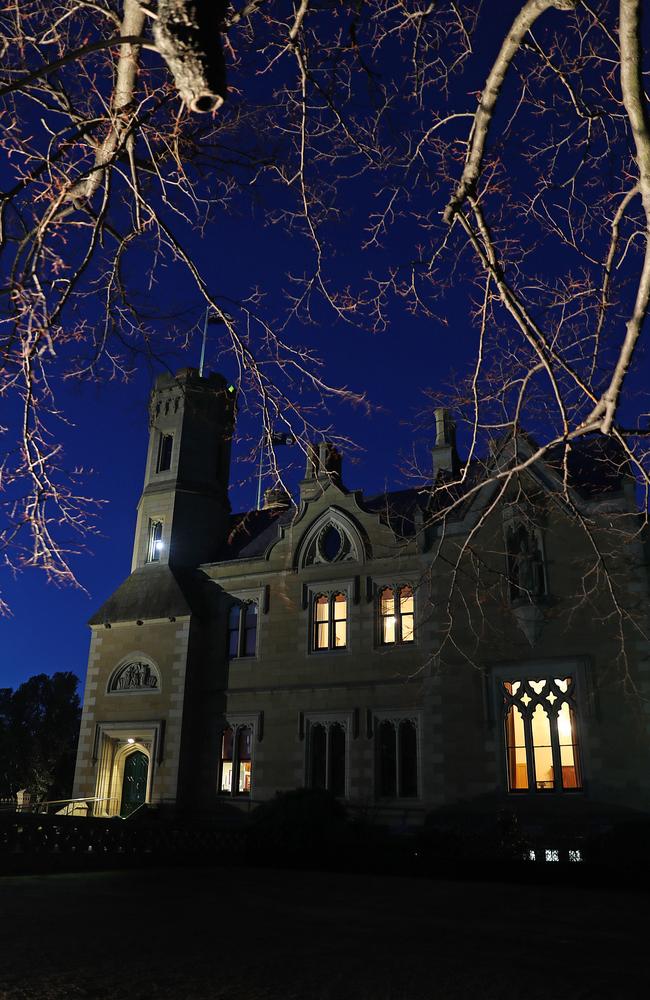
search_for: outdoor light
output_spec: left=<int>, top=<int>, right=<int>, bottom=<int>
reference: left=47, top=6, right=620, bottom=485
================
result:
left=127, top=738, right=135, bottom=745
left=155, top=539, right=164, bottom=552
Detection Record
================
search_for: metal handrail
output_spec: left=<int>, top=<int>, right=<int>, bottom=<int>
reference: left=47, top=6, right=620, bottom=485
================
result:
left=23, top=796, right=115, bottom=816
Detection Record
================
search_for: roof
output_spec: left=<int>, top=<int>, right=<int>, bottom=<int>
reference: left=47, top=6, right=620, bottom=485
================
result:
left=208, top=434, right=631, bottom=566
left=89, top=564, right=209, bottom=625
left=219, top=506, right=296, bottom=560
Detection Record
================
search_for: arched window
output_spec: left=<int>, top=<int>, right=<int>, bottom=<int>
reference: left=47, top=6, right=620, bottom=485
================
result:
left=308, top=721, right=347, bottom=796
left=503, top=677, right=581, bottom=792
left=312, top=593, right=347, bottom=651
left=378, top=585, right=415, bottom=645
left=375, top=716, right=419, bottom=798
left=219, top=724, right=253, bottom=796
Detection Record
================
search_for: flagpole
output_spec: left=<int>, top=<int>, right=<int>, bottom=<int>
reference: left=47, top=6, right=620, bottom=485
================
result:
left=198, top=307, right=209, bottom=377
left=256, top=436, right=265, bottom=510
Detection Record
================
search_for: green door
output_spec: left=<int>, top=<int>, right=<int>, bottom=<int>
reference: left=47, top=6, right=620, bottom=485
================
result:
left=120, top=750, right=148, bottom=817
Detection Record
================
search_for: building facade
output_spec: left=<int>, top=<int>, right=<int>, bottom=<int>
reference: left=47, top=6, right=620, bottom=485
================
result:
left=72, top=368, right=650, bottom=828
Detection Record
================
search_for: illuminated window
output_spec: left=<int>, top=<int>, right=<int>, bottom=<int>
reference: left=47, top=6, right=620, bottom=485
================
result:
left=378, top=585, right=414, bottom=644
left=156, top=433, right=173, bottom=473
left=146, top=519, right=163, bottom=562
left=227, top=601, right=258, bottom=658
left=377, top=717, right=418, bottom=798
left=503, top=677, right=581, bottom=792
left=219, top=725, right=253, bottom=797
left=308, top=721, right=346, bottom=796
left=312, top=593, right=347, bottom=651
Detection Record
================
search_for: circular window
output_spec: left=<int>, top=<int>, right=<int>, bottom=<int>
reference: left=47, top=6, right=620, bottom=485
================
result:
left=319, top=525, right=342, bottom=562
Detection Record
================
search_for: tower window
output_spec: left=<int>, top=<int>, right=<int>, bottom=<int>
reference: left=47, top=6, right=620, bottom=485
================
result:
left=146, top=519, right=164, bottom=562
left=378, top=585, right=415, bottom=645
left=312, top=593, right=347, bottom=651
left=156, top=433, right=173, bottom=473
left=227, top=601, right=258, bottom=658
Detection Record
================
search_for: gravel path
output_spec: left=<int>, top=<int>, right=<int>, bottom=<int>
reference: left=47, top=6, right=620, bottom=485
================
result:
left=0, top=866, right=645, bottom=999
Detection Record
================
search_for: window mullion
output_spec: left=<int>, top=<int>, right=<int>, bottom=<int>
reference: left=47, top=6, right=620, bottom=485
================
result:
left=232, top=725, right=240, bottom=797
left=394, top=721, right=401, bottom=796
left=549, top=706, right=563, bottom=791
left=325, top=724, right=331, bottom=791
left=522, top=711, right=535, bottom=791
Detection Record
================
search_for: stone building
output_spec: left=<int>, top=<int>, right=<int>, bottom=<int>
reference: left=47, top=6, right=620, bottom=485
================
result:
left=72, top=368, right=650, bottom=829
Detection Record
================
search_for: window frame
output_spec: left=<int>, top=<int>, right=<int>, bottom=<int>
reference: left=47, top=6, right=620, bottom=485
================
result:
left=146, top=518, right=164, bottom=563
left=303, top=711, right=352, bottom=798
left=217, top=713, right=261, bottom=799
left=491, top=661, right=588, bottom=796
left=155, top=432, right=174, bottom=474
left=224, top=588, right=264, bottom=660
left=373, top=711, right=421, bottom=800
left=309, top=588, right=350, bottom=653
left=376, top=583, right=416, bottom=647
left=227, top=600, right=259, bottom=659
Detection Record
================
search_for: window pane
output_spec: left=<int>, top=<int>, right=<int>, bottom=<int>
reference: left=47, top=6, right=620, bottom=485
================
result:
left=333, top=594, right=347, bottom=648
left=315, top=596, right=329, bottom=622
left=243, top=603, right=257, bottom=656
left=222, top=728, right=233, bottom=760
left=382, top=616, right=396, bottom=644
left=557, top=703, right=581, bottom=789
left=321, top=526, right=342, bottom=561
left=220, top=762, right=233, bottom=793
left=238, top=761, right=252, bottom=795
left=401, top=613, right=414, bottom=643
left=399, top=720, right=418, bottom=797
left=378, top=721, right=397, bottom=797
left=220, top=728, right=233, bottom=794
left=329, top=724, right=346, bottom=797
left=531, top=704, right=554, bottom=790
left=505, top=706, right=528, bottom=790
left=157, top=433, right=173, bottom=472
left=379, top=588, right=394, bottom=616
left=315, top=622, right=329, bottom=650
left=399, top=586, right=414, bottom=615
left=237, top=727, right=252, bottom=761
left=228, top=607, right=240, bottom=657
left=147, top=519, right=163, bottom=562
left=310, top=725, right=327, bottom=789
left=333, top=593, right=347, bottom=618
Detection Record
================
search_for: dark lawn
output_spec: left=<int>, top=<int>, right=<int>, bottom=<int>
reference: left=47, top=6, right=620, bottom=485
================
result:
left=0, top=866, right=644, bottom=999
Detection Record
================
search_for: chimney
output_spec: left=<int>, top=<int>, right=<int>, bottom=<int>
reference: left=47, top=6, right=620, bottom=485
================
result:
left=263, top=486, right=292, bottom=510
left=432, top=408, right=459, bottom=482
left=300, top=440, right=343, bottom=500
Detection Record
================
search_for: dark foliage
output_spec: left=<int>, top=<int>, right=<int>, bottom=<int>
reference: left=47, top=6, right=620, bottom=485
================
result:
left=249, top=787, right=349, bottom=856
left=0, top=673, right=81, bottom=801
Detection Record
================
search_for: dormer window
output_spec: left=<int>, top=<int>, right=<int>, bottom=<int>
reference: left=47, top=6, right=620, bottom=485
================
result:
left=156, top=433, right=173, bottom=473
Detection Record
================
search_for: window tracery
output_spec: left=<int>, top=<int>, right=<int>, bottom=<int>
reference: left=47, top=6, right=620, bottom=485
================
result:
left=503, top=677, right=581, bottom=792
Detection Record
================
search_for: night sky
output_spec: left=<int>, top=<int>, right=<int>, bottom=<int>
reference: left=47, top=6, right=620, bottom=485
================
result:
left=1, top=2, right=613, bottom=693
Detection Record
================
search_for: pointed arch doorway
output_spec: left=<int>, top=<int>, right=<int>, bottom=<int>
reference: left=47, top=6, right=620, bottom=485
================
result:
left=120, top=749, right=149, bottom=817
